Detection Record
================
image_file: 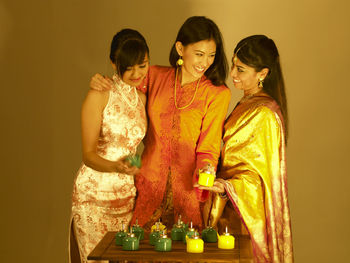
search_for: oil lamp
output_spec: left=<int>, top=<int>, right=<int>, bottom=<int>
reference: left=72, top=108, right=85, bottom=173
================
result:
left=217, top=226, right=235, bottom=249
left=115, top=222, right=127, bottom=246
left=186, top=232, right=204, bottom=253
left=198, top=164, right=216, bottom=187
left=155, top=230, right=172, bottom=252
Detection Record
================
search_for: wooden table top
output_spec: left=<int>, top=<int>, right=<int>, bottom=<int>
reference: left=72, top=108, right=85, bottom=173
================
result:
left=88, top=231, right=253, bottom=262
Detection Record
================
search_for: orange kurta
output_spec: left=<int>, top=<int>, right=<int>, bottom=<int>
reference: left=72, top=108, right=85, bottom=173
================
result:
left=132, top=65, right=231, bottom=228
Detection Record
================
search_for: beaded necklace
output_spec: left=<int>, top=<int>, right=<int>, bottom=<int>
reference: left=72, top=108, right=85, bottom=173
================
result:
left=174, top=67, right=200, bottom=110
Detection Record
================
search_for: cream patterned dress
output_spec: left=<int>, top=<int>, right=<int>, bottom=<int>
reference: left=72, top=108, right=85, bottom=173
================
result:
left=70, top=75, right=147, bottom=262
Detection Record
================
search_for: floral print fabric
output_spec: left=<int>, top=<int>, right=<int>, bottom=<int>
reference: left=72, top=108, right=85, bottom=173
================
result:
left=70, top=76, right=147, bottom=262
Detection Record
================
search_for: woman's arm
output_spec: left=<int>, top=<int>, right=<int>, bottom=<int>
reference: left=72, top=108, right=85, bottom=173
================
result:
left=193, top=87, right=231, bottom=201
left=81, top=90, right=139, bottom=174
left=89, top=66, right=151, bottom=93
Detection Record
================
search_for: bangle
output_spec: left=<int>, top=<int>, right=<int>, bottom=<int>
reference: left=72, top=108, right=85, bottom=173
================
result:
left=219, top=192, right=228, bottom=200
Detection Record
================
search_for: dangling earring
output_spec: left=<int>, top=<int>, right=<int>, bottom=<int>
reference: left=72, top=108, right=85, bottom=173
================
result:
left=258, top=78, right=264, bottom=88
left=176, top=56, right=184, bottom=66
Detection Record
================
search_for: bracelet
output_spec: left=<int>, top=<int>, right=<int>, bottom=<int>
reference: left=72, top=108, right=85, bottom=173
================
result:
left=219, top=192, right=228, bottom=200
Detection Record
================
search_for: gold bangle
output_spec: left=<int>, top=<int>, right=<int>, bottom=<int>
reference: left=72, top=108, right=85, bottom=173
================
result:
left=219, top=192, right=228, bottom=200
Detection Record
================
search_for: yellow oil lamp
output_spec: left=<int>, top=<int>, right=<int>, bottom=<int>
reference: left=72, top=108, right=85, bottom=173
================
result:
left=151, top=219, right=166, bottom=232
left=218, top=226, right=235, bottom=249
left=198, top=164, right=216, bottom=187
left=186, top=232, right=204, bottom=253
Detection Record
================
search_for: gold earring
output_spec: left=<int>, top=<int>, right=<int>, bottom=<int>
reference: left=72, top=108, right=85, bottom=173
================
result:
left=176, top=56, right=184, bottom=66
left=258, top=78, right=264, bottom=88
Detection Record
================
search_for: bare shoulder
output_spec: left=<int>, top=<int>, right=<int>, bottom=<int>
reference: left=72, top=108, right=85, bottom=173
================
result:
left=87, top=89, right=109, bottom=99
left=83, top=89, right=109, bottom=109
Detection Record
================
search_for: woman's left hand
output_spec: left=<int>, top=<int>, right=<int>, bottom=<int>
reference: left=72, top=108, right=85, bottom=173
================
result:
left=194, top=180, right=225, bottom=194
left=90, top=73, right=113, bottom=91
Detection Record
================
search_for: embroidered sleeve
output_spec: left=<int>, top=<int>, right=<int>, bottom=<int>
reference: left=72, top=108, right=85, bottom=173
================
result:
left=194, top=87, right=231, bottom=201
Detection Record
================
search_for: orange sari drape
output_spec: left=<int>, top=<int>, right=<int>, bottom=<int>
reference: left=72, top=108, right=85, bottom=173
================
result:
left=132, top=65, right=231, bottom=228
left=210, top=94, right=294, bottom=262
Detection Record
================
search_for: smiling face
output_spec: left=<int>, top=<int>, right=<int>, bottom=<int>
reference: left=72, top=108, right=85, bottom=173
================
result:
left=176, top=39, right=216, bottom=85
left=230, top=55, right=268, bottom=96
left=117, top=54, right=149, bottom=87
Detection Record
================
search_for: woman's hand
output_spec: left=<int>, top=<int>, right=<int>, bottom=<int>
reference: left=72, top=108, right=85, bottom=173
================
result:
left=194, top=179, right=225, bottom=194
left=114, top=159, right=140, bottom=175
left=90, top=73, right=114, bottom=91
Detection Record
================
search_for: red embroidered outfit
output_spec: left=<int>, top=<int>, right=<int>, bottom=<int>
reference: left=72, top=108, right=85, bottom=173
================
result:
left=132, top=65, right=231, bottom=229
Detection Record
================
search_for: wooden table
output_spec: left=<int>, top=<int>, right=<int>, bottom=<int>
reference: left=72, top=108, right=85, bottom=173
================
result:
left=88, top=231, right=253, bottom=262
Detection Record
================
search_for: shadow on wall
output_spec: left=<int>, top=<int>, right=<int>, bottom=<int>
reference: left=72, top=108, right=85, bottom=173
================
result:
left=0, top=0, right=56, bottom=261
left=0, top=1, right=192, bottom=263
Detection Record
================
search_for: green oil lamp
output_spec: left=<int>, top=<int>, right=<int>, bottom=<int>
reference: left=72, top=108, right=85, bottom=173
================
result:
left=155, top=230, right=172, bottom=252
left=171, top=216, right=185, bottom=241
left=201, top=221, right=218, bottom=243
left=126, top=154, right=141, bottom=168
left=183, top=221, right=196, bottom=243
left=183, top=222, right=189, bottom=232
left=149, top=222, right=161, bottom=245
left=122, top=228, right=140, bottom=251
left=132, top=219, right=144, bottom=240
left=178, top=215, right=189, bottom=232
left=115, top=222, right=128, bottom=246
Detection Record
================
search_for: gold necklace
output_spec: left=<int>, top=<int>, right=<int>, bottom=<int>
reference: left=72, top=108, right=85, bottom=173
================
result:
left=240, top=90, right=263, bottom=104
left=239, top=94, right=255, bottom=103
left=174, top=67, right=200, bottom=110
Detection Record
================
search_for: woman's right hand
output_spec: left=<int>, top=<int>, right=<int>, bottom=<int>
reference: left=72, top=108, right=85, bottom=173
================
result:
left=90, top=73, right=114, bottom=91
left=194, top=179, right=225, bottom=194
left=114, top=159, right=140, bottom=175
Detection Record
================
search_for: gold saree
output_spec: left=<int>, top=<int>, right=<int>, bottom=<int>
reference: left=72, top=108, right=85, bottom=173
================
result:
left=209, top=94, right=293, bottom=263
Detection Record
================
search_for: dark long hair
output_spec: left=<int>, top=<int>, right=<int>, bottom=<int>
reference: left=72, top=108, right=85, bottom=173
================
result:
left=234, top=35, right=289, bottom=140
left=169, top=16, right=228, bottom=86
left=109, top=29, right=149, bottom=77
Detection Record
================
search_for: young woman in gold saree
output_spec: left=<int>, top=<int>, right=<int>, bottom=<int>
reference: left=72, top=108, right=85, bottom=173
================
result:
left=199, top=35, right=294, bottom=263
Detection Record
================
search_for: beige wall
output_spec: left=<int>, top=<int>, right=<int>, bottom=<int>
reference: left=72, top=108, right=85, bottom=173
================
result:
left=1, top=0, right=349, bottom=262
